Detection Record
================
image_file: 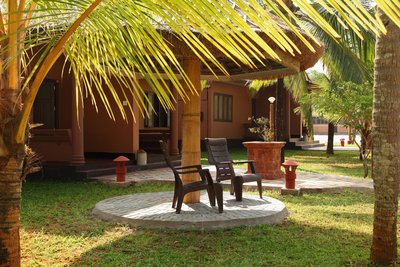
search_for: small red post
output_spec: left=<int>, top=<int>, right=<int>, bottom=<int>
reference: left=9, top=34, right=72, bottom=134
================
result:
left=340, top=138, right=345, bottom=146
left=282, top=160, right=299, bottom=189
left=113, top=156, right=130, bottom=182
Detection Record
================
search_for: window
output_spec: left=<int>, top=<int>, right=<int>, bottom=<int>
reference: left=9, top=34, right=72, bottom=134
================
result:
left=33, top=79, right=58, bottom=129
left=144, top=92, right=170, bottom=128
left=213, top=93, right=232, bottom=122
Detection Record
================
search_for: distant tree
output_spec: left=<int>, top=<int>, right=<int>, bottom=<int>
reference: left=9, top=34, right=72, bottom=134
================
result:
left=307, top=72, right=373, bottom=176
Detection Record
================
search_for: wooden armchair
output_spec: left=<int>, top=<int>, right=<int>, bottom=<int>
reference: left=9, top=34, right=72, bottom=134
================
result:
left=205, top=138, right=262, bottom=201
left=159, top=140, right=223, bottom=214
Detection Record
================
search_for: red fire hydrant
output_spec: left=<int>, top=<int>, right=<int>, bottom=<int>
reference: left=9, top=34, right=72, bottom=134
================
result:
left=113, top=156, right=130, bottom=182
left=282, top=160, right=299, bottom=189
left=340, top=138, right=345, bottom=146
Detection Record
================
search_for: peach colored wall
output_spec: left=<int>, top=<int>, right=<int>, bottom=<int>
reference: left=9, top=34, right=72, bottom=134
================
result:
left=30, top=56, right=74, bottom=162
left=254, top=85, right=302, bottom=138
left=207, top=82, right=252, bottom=139
left=84, top=78, right=135, bottom=154
left=177, top=88, right=208, bottom=140
left=254, top=85, right=275, bottom=118
left=30, top=129, right=73, bottom=162
left=314, top=124, right=348, bottom=134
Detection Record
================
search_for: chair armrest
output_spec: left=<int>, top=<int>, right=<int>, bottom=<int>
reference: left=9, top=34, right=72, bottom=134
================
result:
left=200, top=169, right=216, bottom=185
left=232, top=160, right=254, bottom=164
left=175, top=164, right=202, bottom=170
left=233, top=160, right=257, bottom=173
left=174, top=164, right=202, bottom=174
left=218, top=161, right=233, bottom=164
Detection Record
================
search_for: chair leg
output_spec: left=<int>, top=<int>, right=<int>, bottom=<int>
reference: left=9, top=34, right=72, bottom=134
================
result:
left=176, top=192, right=184, bottom=214
left=214, top=183, right=223, bottom=213
left=207, top=186, right=216, bottom=206
left=230, top=181, right=234, bottom=195
left=257, top=180, right=263, bottom=199
left=233, top=177, right=243, bottom=201
left=172, top=188, right=178, bottom=208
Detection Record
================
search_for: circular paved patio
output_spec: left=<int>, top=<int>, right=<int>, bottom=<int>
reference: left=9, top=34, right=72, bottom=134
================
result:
left=93, top=192, right=288, bottom=230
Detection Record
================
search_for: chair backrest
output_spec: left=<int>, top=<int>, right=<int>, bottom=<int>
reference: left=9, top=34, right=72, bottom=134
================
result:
left=205, top=138, right=235, bottom=180
left=159, top=140, right=176, bottom=173
left=205, top=138, right=232, bottom=164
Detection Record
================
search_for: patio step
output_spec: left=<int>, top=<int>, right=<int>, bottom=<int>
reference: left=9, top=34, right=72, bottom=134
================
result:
left=296, top=142, right=326, bottom=149
left=287, top=138, right=325, bottom=150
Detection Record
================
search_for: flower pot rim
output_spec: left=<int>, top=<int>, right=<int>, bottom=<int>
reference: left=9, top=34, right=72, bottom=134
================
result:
left=242, top=141, right=286, bottom=145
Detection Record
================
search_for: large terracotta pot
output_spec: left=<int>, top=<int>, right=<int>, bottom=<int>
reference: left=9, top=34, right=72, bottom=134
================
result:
left=242, top=141, right=285, bottom=180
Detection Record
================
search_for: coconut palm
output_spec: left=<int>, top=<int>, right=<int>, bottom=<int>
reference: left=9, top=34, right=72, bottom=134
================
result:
left=0, top=1, right=323, bottom=265
left=0, top=0, right=400, bottom=266
left=370, top=9, right=400, bottom=265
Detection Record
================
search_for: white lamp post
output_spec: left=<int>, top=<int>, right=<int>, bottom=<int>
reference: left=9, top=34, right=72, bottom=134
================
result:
left=268, top=96, right=276, bottom=141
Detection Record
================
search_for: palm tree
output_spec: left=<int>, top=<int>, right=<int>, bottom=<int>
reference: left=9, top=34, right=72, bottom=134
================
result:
left=370, top=9, right=400, bottom=265
left=0, top=1, right=324, bottom=265
left=0, top=0, right=400, bottom=266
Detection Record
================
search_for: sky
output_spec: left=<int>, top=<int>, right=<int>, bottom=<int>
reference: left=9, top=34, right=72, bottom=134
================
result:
left=309, top=60, right=325, bottom=74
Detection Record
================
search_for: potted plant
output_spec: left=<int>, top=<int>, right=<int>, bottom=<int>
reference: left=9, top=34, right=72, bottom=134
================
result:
left=242, top=117, right=285, bottom=180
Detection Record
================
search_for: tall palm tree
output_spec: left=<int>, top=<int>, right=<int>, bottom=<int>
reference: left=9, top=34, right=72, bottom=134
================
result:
left=0, top=1, right=400, bottom=266
left=0, top=1, right=323, bottom=265
left=370, top=9, right=400, bottom=265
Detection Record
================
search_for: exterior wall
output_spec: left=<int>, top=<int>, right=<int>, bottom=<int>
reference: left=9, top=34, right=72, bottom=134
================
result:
left=314, top=124, right=348, bottom=134
left=253, top=84, right=301, bottom=139
left=30, top=56, right=74, bottom=162
left=205, top=82, right=252, bottom=139
left=84, top=77, right=136, bottom=154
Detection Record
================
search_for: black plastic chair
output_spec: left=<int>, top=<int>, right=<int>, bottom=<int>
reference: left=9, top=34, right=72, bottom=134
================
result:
left=159, top=140, right=223, bottom=213
left=205, top=138, right=262, bottom=201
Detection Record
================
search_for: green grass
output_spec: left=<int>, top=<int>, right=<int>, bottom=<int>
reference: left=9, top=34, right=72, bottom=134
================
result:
left=202, top=148, right=369, bottom=178
left=20, top=179, right=398, bottom=266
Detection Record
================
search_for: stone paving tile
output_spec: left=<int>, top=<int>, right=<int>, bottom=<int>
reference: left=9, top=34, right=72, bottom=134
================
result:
left=94, top=166, right=373, bottom=193
left=92, top=166, right=373, bottom=230
left=93, top=192, right=288, bottom=230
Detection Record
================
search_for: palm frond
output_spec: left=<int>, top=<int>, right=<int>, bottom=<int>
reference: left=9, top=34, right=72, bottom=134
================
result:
left=284, top=72, right=314, bottom=138
left=300, top=2, right=375, bottom=83
left=247, top=79, right=277, bottom=98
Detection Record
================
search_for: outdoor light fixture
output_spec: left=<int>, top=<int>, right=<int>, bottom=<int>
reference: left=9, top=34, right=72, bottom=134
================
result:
left=268, top=96, right=276, bottom=104
left=268, top=96, right=276, bottom=141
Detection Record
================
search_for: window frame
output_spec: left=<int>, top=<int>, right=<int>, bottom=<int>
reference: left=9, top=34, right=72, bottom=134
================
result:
left=213, top=93, right=233, bottom=122
left=144, top=92, right=170, bottom=128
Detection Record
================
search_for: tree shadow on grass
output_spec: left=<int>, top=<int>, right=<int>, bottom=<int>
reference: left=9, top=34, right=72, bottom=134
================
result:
left=67, top=221, right=374, bottom=267
left=21, top=180, right=173, bottom=237
left=278, top=190, right=374, bottom=207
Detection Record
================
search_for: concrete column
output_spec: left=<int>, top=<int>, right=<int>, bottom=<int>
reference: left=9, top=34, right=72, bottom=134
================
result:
left=71, top=79, right=85, bottom=165
left=181, top=57, right=201, bottom=203
left=169, top=86, right=180, bottom=155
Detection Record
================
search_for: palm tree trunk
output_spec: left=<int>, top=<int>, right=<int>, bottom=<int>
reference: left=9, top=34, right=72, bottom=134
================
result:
left=326, top=122, right=334, bottom=155
left=370, top=9, right=400, bottom=265
left=0, top=155, right=23, bottom=267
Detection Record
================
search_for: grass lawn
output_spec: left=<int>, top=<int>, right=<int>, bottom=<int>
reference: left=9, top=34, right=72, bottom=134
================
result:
left=21, top=179, right=398, bottom=266
left=202, top=148, right=370, bottom=179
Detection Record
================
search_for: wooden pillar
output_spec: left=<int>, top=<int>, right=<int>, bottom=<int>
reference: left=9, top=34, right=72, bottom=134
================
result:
left=286, top=89, right=291, bottom=139
left=169, top=86, right=180, bottom=155
left=276, top=78, right=288, bottom=141
left=71, top=79, right=85, bottom=165
left=181, top=57, right=201, bottom=203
